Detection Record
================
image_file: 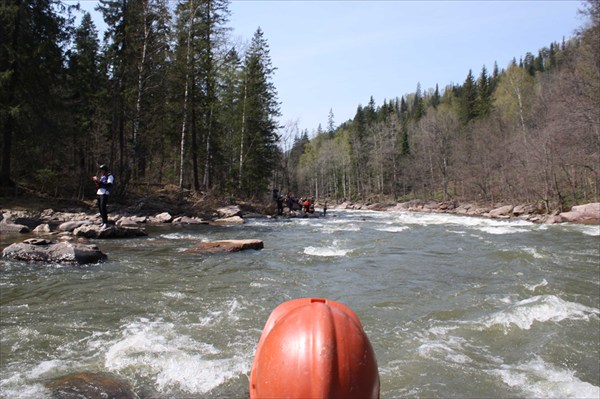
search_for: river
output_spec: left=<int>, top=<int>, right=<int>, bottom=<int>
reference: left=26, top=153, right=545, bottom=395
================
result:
left=1, top=209, right=599, bottom=398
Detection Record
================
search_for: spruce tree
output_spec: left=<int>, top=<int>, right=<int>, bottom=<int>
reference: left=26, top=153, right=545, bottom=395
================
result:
left=66, top=12, right=102, bottom=197
left=399, top=96, right=409, bottom=156
left=238, top=27, right=281, bottom=196
left=327, top=108, right=336, bottom=136
left=430, top=84, right=441, bottom=109
left=459, top=69, right=478, bottom=124
left=412, top=83, right=425, bottom=121
left=0, top=0, right=72, bottom=187
left=476, top=65, right=492, bottom=117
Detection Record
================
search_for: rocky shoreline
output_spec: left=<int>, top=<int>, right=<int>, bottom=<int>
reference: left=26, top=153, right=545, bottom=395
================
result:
left=0, top=204, right=262, bottom=263
left=330, top=200, right=600, bottom=225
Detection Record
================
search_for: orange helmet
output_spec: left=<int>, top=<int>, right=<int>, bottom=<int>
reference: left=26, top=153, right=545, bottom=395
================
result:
left=250, top=298, right=380, bottom=398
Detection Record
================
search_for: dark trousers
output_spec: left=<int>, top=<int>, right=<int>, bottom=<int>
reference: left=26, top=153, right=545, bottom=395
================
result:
left=97, top=194, right=109, bottom=224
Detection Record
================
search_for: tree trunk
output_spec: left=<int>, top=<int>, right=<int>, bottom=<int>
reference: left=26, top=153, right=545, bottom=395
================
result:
left=179, top=2, right=198, bottom=190
left=239, top=82, right=247, bottom=190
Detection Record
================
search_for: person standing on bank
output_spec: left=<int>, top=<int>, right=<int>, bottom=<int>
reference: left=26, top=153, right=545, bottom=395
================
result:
left=92, top=164, right=114, bottom=227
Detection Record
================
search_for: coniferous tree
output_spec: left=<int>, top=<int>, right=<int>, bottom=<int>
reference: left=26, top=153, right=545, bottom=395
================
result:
left=218, top=47, right=243, bottom=191
left=430, top=84, right=441, bottom=109
left=399, top=96, right=410, bottom=156
left=327, top=108, right=336, bottom=136
left=66, top=12, right=102, bottom=197
left=196, top=0, right=231, bottom=192
left=476, top=65, right=493, bottom=117
left=238, top=27, right=280, bottom=197
left=97, top=0, right=137, bottom=190
left=0, top=0, right=72, bottom=188
left=459, top=69, right=478, bottom=124
left=412, top=83, right=425, bottom=121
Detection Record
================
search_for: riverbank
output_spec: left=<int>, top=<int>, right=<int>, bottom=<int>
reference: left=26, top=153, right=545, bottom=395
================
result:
left=1, top=188, right=599, bottom=233
left=329, top=199, right=600, bottom=225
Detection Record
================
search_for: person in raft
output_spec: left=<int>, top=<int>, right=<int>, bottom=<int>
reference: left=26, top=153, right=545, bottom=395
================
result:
left=92, top=164, right=114, bottom=227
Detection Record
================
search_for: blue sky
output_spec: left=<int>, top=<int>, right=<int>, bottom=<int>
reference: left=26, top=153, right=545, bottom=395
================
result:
left=76, top=0, right=585, bottom=136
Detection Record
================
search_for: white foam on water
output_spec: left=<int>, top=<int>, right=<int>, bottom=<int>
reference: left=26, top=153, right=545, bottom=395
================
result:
left=524, top=279, right=548, bottom=292
left=26, top=359, right=70, bottom=379
left=522, top=247, right=546, bottom=259
left=303, top=246, right=351, bottom=257
left=198, top=311, right=222, bottom=327
left=104, top=319, right=247, bottom=395
left=0, top=359, right=73, bottom=399
left=570, top=224, right=600, bottom=237
left=226, top=298, right=241, bottom=322
left=376, top=226, right=409, bottom=233
left=417, top=334, right=473, bottom=365
left=389, top=211, right=534, bottom=229
left=0, top=377, right=49, bottom=399
left=480, top=295, right=599, bottom=332
left=492, top=356, right=600, bottom=398
left=322, top=223, right=361, bottom=233
left=160, top=232, right=207, bottom=241
left=153, top=352, right=247, bottom=394
left=476, top=225, right=530, bottom=235
left=162, top=291, right=187, bottom=299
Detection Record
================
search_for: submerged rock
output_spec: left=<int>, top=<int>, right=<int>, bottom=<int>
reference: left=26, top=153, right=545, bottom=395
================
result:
left=187, top=239, right=264, bottom=254
left=2, top=238, right=106, bottom=264
left=46, top=371, right=137, bottom=399
left=73, top=224, right=147, bottom=239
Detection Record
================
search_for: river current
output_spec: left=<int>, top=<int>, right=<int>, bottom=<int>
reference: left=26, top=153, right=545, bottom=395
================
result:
left=1, top=209, right=599, bottom=398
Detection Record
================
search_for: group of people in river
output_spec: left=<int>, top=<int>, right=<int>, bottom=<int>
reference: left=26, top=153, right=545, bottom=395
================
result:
left=272, top=189, right=327, bottom=217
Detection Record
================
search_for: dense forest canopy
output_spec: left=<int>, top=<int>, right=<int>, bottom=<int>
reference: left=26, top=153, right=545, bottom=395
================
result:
left=1, top=0, right=598, bottom=210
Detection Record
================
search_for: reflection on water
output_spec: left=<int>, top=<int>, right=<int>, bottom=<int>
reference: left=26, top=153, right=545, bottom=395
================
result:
left=1, top=210, right=599, bottom=398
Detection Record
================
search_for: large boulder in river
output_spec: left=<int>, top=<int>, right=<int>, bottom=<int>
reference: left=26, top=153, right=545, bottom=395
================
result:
left=116, top=215, right=148, bottom=227
left=58, top=220, right=91, bottom=232
left=149, top=212, right=173, bottom=224
left=73, top=224, right=147, bottom=239
left=2, top=238, right=106, bottom=264
left=46, top=371, right=137, bottom=399
left=559, top=203, right=600, bottom=224
left=487, top=205, right=514, bottom=218
left=212, top=215, right=244, bottom=225
left=216, top=205, right=242, bottom=218
left=186, top=239, right=264, bottom=254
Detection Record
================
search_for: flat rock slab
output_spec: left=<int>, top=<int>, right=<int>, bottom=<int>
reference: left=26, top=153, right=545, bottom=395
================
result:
left=0, top=222, right=30, bottom=233
left=46, top=371, right=137, bottom=399
left=2, top=239, right=107, bottom=264
left=73, top=224, right=147, bottom=239
left=187, top=239, right=264, bottom=254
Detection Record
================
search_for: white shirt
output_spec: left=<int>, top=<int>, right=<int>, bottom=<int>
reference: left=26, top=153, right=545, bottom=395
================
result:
left=96, top=173, right=114, bottom=195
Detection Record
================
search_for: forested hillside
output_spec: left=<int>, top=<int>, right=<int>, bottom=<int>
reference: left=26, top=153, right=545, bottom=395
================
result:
left=286, top=1, right=599, bottom=211
left=1, top=0, right=598, bottom=211
left=1, top=0, right=279, bottom=200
